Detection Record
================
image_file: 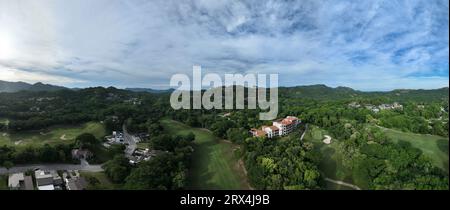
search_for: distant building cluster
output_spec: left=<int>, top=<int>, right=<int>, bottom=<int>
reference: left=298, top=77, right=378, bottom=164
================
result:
left=104, top=131, right=147, bottom=148
left=28, top=97, right=56, bottom=102
left=250, top=116, right=301, bottom=138
left=348, top=102, right=403, bottom=113
left=8, top=169, right=87, bottom=190
left=105, top=131, right=125, bottom=146
left=72, top=149, right=92, bottom=160
left=378, top=102, right=403, bottom=110
left=123, top=97, right=142, bottom=105
left=129, top=148, right=166, bottom=165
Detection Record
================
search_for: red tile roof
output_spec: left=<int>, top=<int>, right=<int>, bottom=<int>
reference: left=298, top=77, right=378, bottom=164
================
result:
left=269, top=126, right=279, bottom=131
left=254, top=130, right=266, bottom=137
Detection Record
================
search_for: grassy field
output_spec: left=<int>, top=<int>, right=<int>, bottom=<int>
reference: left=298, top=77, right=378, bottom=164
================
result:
left=0, top=175, right=8, bottom=190
left=378, top=126, right=449, bottom=173
left=160, top=119, right=249, bottom=190
left=0, top=118, right=9, bottom=125
left=0, top=121, right=106, bottom=147
left=303, top=125, right=358, bottom=190
left=80, top=171, right=121, bottom=190
left=136, top=142, right=151, bottom=149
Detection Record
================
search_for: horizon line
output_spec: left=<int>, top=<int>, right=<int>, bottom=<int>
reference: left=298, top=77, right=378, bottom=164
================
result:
left=1, top=79, right=448, bottom=93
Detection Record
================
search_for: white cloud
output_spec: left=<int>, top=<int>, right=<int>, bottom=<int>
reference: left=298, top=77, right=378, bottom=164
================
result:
left=0, top=65, right=84, bottom=85
left=0, top=0, right=448, bottom=90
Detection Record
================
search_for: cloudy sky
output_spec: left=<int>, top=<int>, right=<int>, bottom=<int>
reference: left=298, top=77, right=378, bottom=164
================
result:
left=0, top=0, right=448, bottom=90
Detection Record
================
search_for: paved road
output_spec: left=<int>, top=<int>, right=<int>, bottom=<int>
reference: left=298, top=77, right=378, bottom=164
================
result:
left=0, top=160, right=103, bottom=175
left=324, top=177, right=361, bottom=190
left=123, top=124, right=137, bottom=157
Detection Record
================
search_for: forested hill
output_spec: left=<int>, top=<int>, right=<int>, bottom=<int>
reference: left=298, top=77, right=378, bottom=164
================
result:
left=0, top=86, right=167, bottom=132
left=368, top=87, right=449, bottom=102
left=0, top=80, right=67, bottom=92
left=1, top=80, right=448, bottom=102
left=125, top=88, right=174, bottom=94
left=280, top=84, right=449, bottom=102
left=279, top=85, right=362, bottom=100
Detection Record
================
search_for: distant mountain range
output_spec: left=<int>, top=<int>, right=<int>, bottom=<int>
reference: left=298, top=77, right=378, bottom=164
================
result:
left=279, top=84, right=449, bottom=102
left=0, top=80, right=176, bottom=94
left=0, top=80, right=67, bottom=92
left=1, top=80, right=448, bottom=102
left=125, top=88, right=174, bottom=94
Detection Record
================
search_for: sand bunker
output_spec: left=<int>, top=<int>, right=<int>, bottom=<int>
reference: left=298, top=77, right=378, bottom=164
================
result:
left=323, top=135, right=332, bottom=144
left=60, top=134, right=67, bottom=140
left=2, top=133, right=8, bottom=137
left=14, top=140, right=23, bottom=145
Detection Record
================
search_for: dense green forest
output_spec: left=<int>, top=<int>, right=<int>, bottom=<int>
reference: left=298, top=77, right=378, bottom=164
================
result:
left=0, top=84, right=448, bottom=189
left=101, top=133, right=195, bottom=189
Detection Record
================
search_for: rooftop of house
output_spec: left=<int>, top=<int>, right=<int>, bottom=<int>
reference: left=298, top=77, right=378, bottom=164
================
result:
left=35, top=170, right=55, bottom=186
left=269, top=126, right=279, bottom=131
left=38, top=184, right=55, bottom=190
left=262, top=125, right=279, bottom=131
left=67, top=177, right=87, bottom=190
left=273, top=116, right=299, bottom=125
left=8, top=173, right=24, bottom=188
left=35, top=170, right=52, bottom=179
left=254, top=130, right=267, bottom=137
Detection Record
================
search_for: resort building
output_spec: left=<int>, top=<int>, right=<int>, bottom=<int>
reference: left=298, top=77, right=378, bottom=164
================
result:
left=273, top=116, right=300, bottom=136
left=250, top=128, right=268, bottom=138
left=250, top=116, right=301, bottom=138
left=262, top=126, right=280, bottom=138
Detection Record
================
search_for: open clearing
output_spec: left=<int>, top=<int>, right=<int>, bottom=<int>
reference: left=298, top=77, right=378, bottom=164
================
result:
left=0, top=122, right=106, bottom=147
left=377, top=126, right=449, bottom=173
left=0, top=118, right=9, bottom=125
left=161, top=119, right=249, bottom=190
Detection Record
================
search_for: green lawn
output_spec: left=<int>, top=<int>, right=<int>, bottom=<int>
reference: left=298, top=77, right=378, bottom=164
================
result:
left=303, top=125, right=357, bottom=190
left=80, top=171, right=121, bottom=190
left=160, top=119, right=248, bottom=190
left=0, top=121, right=106, bottom=147
left=0, top=175, right=8, bottom=190
left=136, top=142, right=151, bottom=149
left=0, top=118, right=9, bottom=125
left=379, top=126, right=449, bottom=173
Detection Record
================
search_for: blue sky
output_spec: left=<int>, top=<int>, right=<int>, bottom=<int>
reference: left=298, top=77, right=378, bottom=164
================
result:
left=0, top=0, right=448, bottom=91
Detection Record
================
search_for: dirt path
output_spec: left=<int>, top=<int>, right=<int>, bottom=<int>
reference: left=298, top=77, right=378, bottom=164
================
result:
left=221, top=139, right=253, bottom=189
left=300, top=123, right=308, bottom=141
left=324, top=177, right=361, bottom=190
left=237, top=159, right=254, bottom=190
left=218, top=139, right=253, bottom=190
